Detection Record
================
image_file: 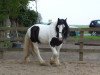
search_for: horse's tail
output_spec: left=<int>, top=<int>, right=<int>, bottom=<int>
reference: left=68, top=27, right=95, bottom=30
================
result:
left=23, top=32, right=35, bottom=61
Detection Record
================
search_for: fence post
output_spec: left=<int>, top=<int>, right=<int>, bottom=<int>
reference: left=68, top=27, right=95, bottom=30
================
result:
left=79, top=31, right=84, bottom=61
left=0, top=31, right=3, bottom=58
left=0, top=49, right=3, bottom=59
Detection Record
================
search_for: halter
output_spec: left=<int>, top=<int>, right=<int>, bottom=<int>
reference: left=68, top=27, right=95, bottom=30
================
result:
left=56, top=27, right=64, bottom=38
left=58, top=32, right=62, bottom=33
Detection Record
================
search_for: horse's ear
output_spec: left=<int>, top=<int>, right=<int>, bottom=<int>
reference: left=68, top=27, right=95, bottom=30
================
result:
left=58, top=18, right=60, bottom=21
left=65, top=18, right=67, bottom=21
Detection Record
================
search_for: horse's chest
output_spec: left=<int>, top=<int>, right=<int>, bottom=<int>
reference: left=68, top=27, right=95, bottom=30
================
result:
left=50, top=37, right=63, bottom=47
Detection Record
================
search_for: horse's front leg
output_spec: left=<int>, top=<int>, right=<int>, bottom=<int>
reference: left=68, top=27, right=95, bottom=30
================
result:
left=50, top=47, right=60, bottom=66
left=56, top=44, right=62, bottom=65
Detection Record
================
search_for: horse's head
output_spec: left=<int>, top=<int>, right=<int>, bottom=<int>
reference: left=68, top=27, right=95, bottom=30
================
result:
left=56, top=18, right=69, bottom=41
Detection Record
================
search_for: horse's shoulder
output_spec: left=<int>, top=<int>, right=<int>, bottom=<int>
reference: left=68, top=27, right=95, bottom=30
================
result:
left=50, top=37, right=63, bottom=47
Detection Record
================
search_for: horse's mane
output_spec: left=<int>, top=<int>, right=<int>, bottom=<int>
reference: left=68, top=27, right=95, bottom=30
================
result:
left=47, top=19, right=69, bottom=39
left=62, top=23, right=69, bottom=39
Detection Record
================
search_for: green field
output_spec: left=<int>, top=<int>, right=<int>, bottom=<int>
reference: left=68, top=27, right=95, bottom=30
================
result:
left=74, top=36, right=100, bottom=40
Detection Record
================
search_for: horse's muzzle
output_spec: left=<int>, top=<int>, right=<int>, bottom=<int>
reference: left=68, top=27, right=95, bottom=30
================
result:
left=58, top=38, right=63, bottom=42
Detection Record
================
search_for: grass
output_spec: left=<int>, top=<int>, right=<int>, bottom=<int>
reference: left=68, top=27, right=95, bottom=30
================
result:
left=73, top=25, right=89, bottom=28
left=74, top=36, right=100, bottom=40
left=84, top=36, right=100, bottom=40
left=73, top=25, right=100, bottom=40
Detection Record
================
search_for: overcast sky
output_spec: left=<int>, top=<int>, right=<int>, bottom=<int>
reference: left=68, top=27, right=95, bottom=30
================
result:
left=29, top=0, right=100, bottom=25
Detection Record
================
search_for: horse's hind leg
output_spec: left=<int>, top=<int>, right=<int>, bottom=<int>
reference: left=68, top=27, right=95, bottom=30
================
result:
left=33, top=43, right=47, bottom=66
left=23, top=34, right=30, bottom=63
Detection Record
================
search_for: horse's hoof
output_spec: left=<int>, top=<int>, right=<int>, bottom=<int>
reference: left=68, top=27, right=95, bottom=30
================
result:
left=50, top=61, right=55, bottom=65
left=52, top=63, right=61, bottom=67
left=40, top=62, right=49, bottom=66
left=50, top=61, right=61, bottom=66
left=22, top=59, right=30, bottom=64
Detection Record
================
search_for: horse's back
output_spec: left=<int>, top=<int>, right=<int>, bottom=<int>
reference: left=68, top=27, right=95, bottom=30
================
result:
left=37, top=24, right=51, bottom=44
left=27, top=24, right=51, bottom=44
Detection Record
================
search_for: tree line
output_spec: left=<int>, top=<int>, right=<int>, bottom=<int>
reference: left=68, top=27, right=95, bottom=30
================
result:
left=0, top=0, right=40, bottom=27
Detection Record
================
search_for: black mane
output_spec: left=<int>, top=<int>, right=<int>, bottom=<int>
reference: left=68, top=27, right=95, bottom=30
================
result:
left=56, top=18, right=69, bottom=39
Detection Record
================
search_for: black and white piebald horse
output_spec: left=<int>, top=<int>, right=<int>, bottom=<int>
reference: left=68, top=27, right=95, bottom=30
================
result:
left=23, top=18, right=69, bottom=66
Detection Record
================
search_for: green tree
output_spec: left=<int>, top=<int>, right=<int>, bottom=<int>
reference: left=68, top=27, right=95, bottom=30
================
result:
left=0, top=0, right=38, bottom=41
left=0, top=0, right=38, bottom=27
left=17, top=7, right=38, bottom=27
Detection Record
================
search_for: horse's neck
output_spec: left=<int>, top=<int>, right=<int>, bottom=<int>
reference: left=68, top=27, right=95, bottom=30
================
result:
left=49, top=22, right=57, bottom=36
left=50, top=22, right=57, bottom=28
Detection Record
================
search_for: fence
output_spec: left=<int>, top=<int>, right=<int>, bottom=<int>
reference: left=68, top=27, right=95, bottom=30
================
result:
left=0, top=27, right=100, bottom=60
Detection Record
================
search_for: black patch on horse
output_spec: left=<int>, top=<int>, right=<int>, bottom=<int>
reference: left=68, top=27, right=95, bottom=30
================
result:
left=50, top=37, right=63, bottom=47
left=56, top=18, right=69, bottom=39
left=30, top=26, right=40, bottom=43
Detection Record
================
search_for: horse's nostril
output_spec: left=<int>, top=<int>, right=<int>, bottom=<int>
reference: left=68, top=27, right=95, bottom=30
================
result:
left=59, top=38, right=63, bottom=41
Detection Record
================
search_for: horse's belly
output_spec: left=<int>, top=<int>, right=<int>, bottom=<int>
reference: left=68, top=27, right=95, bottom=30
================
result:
left=38, top=31, right=50, bottom=44
left=39, top=36, right=49, bottom=44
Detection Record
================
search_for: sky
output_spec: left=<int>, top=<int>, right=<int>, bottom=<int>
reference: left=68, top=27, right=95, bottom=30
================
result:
left=29, top=0, right=100, bottom=25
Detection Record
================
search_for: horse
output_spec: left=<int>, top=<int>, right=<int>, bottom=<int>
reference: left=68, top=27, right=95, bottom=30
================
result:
left=23, top=18, right=69, bottom=66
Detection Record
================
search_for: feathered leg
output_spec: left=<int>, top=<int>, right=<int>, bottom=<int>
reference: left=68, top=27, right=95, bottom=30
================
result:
left=23, top=33, right=30, bottom=63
